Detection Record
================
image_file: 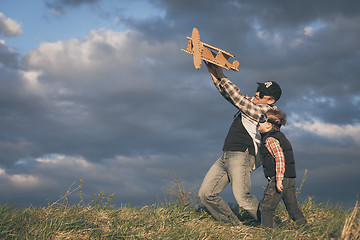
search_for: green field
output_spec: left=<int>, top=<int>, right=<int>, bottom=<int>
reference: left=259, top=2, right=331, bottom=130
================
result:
left=0, top=177, right=359, bottom=239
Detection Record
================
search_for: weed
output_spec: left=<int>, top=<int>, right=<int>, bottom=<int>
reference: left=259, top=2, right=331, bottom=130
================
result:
left=0, top=175, right=359, bottom=239
left=342, top=200, right=360, bottom=240
left=90, top=191, right=116, bottom=208
left=296, top=169, right=308, bottom=197
left=164, top=172, right=200, bottom=208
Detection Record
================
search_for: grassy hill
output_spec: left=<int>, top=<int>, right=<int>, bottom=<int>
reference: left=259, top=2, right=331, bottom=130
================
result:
left=0, top=177, right=359, bottom=239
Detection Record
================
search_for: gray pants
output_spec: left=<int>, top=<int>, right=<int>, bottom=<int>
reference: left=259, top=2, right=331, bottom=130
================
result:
left=259, top=177, right=307, bottom=228
left=198, top=151, right=259, bottom=225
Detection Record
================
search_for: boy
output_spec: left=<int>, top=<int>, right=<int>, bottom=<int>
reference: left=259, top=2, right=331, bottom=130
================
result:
left=257, top=109, right=306, bottom=228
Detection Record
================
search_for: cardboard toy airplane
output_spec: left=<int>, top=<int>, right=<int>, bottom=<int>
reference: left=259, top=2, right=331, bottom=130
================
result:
left=181, top=28, right=239, bottom=71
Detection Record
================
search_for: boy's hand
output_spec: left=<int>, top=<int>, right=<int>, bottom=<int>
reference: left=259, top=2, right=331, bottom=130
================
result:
left=276, top=180, right=283, bottom=192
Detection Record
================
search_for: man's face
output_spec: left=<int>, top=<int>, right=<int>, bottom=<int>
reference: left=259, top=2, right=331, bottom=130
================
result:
left=252, top=91, right=275, bottom=105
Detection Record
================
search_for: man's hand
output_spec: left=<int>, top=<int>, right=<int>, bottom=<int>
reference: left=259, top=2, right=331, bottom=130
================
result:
left=204, top=61, right=226, bottom=79
left=276, top=180, right=283, bottom=192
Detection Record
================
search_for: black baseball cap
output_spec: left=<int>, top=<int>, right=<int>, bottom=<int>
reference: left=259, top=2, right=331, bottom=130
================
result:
left=256, top=81, right=282, bottom=102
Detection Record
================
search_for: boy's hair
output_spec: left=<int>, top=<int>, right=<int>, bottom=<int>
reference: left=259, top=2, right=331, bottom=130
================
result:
left=265, top=109, right=287, bottom=131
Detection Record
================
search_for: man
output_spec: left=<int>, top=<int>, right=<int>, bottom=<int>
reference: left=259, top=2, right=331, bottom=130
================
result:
left=198, top=62, right=282, bottom=225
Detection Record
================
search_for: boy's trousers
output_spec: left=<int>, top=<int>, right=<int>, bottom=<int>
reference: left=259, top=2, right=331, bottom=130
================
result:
left=259, top=177, right=306, bottom=228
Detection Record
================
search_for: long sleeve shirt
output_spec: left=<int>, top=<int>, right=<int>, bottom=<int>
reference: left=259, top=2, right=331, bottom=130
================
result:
left=212, top=76, right=275, bottom=156
left=265, top=137, right=285, bottom=182
left=213, top=77, right=273, bottom=121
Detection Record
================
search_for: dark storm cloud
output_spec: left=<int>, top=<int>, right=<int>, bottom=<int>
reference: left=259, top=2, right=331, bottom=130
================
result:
left=0, top=1, right=359, bottom=208
left=0, top=43, right=20, bottom=69
left=0, top=44, right=45, bottom=167
left=46, top=0, right=99, bottom=8
left=45, top=0, right=100, bottom=15
left=117, top=0, right=360, bottom=116
left=108, top=0, right=360, bottom=208
left=0, top=26, right=226, bottom=190
left=152, top=0, right=360, bottom=27
left=284, top=126, right=360, bottom=208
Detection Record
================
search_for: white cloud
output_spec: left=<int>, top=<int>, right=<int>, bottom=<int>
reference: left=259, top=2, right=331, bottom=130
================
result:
left=24, top=28, right=178, bottom=92
left=26, top=29, right=141, bottom=75
left=31, top=153, right=166, bottom=188
left=9, top=174, right=42, bottom=189
left=36, top=154, right=93, bottom=169
left=304, top=26, right=315, bottom=36
left=289, top=26, right=316, bottom=47
left=0, top=167, right=42, bottom=190
left=291, top=38, right=303, bottom=47
left=0, top=152, right=168, bottom=203
left=292, top=121, right=360, bottom=144
left=0, top=152, right=161, bottom=206
left=0, top=12, right=22, bottom=37
left=258, top=25, right=317, bottom=48
left=21, top=70, right=45, bottom=94
left=257, top=31, right=283, bottom=47
left=0, top=139, right=37, bottom=155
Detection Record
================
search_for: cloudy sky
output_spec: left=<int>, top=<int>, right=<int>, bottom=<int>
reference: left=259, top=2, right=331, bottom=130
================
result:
left=1, top=0, right=359, bottom=209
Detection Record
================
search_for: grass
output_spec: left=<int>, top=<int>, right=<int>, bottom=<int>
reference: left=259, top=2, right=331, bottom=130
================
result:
left=0, top=177, right=359, bottom=239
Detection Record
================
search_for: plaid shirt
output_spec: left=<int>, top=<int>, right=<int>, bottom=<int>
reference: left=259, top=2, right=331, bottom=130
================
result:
left=213, top=77, right=273, bottom=121
left=265, top=137, right=285, bottom=182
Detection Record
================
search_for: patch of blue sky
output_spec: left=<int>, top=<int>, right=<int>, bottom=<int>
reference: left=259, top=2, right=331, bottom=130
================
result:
left=307, top=19, right=327, bottom=31
left=1, top=0, right=165, bottom=55
left=114, top=0, right=166, bottom=19
left=251, top=18, right=261, bottom=31
left=353, top=95, right=360, bottom=107
left=302, top=94, right=337, bottom=108
left=301, top=19, right=327, bottom=36
left=1, top=1, right=45, bottom=53
left=3, top=12, right=118, bottom=54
